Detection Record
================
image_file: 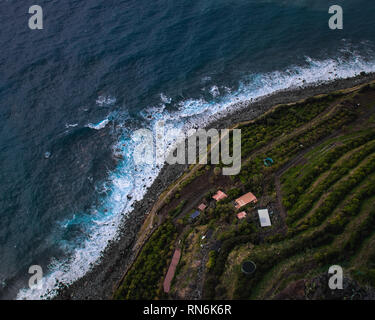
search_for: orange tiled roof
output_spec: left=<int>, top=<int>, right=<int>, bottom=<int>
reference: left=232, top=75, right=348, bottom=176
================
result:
left=235, top=192, right=257, bottom=209
left=237, top=211, right=247, bottom=219
left=212, top=190, right=228, bottom=201
left=198, top=203, right=207, bottom=211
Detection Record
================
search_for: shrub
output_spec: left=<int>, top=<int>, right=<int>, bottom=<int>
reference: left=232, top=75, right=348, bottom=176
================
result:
left=114, top=221, right=178, bottom=300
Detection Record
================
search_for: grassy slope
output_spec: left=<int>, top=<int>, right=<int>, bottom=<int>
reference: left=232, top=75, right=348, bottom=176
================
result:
left=115, top=81, right=375, bottom=300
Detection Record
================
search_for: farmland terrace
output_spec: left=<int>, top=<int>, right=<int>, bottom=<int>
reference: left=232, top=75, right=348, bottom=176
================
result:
left=114, top=81, right=375, bottom=300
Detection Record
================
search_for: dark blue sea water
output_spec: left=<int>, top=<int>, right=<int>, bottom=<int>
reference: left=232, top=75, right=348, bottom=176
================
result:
left=1, top=0, right=375, bottom=299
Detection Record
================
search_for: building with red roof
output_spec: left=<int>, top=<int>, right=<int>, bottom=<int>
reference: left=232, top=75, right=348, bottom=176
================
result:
left=237, top=211, right=247, bottom=220
left=198, top=203, right=207, bottom=211
left=163, top=249, right=181, bottom=293
left=212, top=190, right=228, bottom=201
left=234, top=192, right=257, bottom=209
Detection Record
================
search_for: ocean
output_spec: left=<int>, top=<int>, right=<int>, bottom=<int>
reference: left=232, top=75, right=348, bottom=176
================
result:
left=0, top=0, right=374, bottom=299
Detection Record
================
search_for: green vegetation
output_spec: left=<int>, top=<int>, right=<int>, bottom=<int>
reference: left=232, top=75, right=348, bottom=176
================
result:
left=288, top=154, right=375, bottom=236
left=204, top=235, right=255, bottom=299
left=282, top=133, right=375, bottom=216
left=114, top=221, right=177, bottom=300
left=236, top=100, right=357, bottom=194
left=115, top=81, right=375, bottom=300
left=209, top=83, right=375, bottom=299
left=238, top=95, right=337, bottom=158
left=168, top=200, right=187, bottom=218
left=206, top=250, right=217, bottom=270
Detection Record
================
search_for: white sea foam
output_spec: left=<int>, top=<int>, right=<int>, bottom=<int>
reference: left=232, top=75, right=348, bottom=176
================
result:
left=96, top=95, right=117, bottom=107
left=160, top=93, right=172, bottom=104
left=209, top=85, right=220, bottom=97
left=86, top=118, right=110, bottom=130
left=65, top=123, right=78, bottom=128
left=17, top=52, right=375, bottom=300
left=201, top=76, right=212, bottom=83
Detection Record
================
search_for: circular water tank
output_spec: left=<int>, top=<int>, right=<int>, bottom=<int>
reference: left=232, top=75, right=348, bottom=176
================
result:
left=241, top=261, right=256, bottom=275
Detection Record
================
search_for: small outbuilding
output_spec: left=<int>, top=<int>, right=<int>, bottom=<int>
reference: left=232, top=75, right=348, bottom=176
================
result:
left=198, top=203, right=207, bottom=211
left=163, top=249, right=181, bottom=293
left=213, top=190, right=228, bottom=202
left=190, top=210, right=201, bottom=220
left=237, top=211, right=247, bottom=220
left=258, top=209, right=271, bottom=227
left=235, top=192, right=257, bottom=209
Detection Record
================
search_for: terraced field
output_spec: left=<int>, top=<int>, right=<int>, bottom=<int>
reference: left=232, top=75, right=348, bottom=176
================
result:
left=115, top=81, right=375, bottom=300
left=213, top=83, right=375, bottom=300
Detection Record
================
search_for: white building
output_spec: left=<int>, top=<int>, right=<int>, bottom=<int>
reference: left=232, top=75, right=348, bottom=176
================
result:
left=258, top=209, right=271, bottom=227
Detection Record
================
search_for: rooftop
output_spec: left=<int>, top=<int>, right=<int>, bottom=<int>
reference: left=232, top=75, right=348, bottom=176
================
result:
left=190, top=210, right=201, bottom=219
left=235, top=192, right=257, bottom=209
left=198, top=203, right=207, bottom=211
left=163, top=249, right=181, bottom=293
left=258, top=209, right=271, bottom=227
left=212, top=190, right=228, bottom=202
left=237, top=211, right=247, bottom=220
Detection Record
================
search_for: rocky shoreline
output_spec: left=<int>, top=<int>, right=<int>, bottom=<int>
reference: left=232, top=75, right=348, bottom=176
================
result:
left=54, top=72, right=375, bottom=300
